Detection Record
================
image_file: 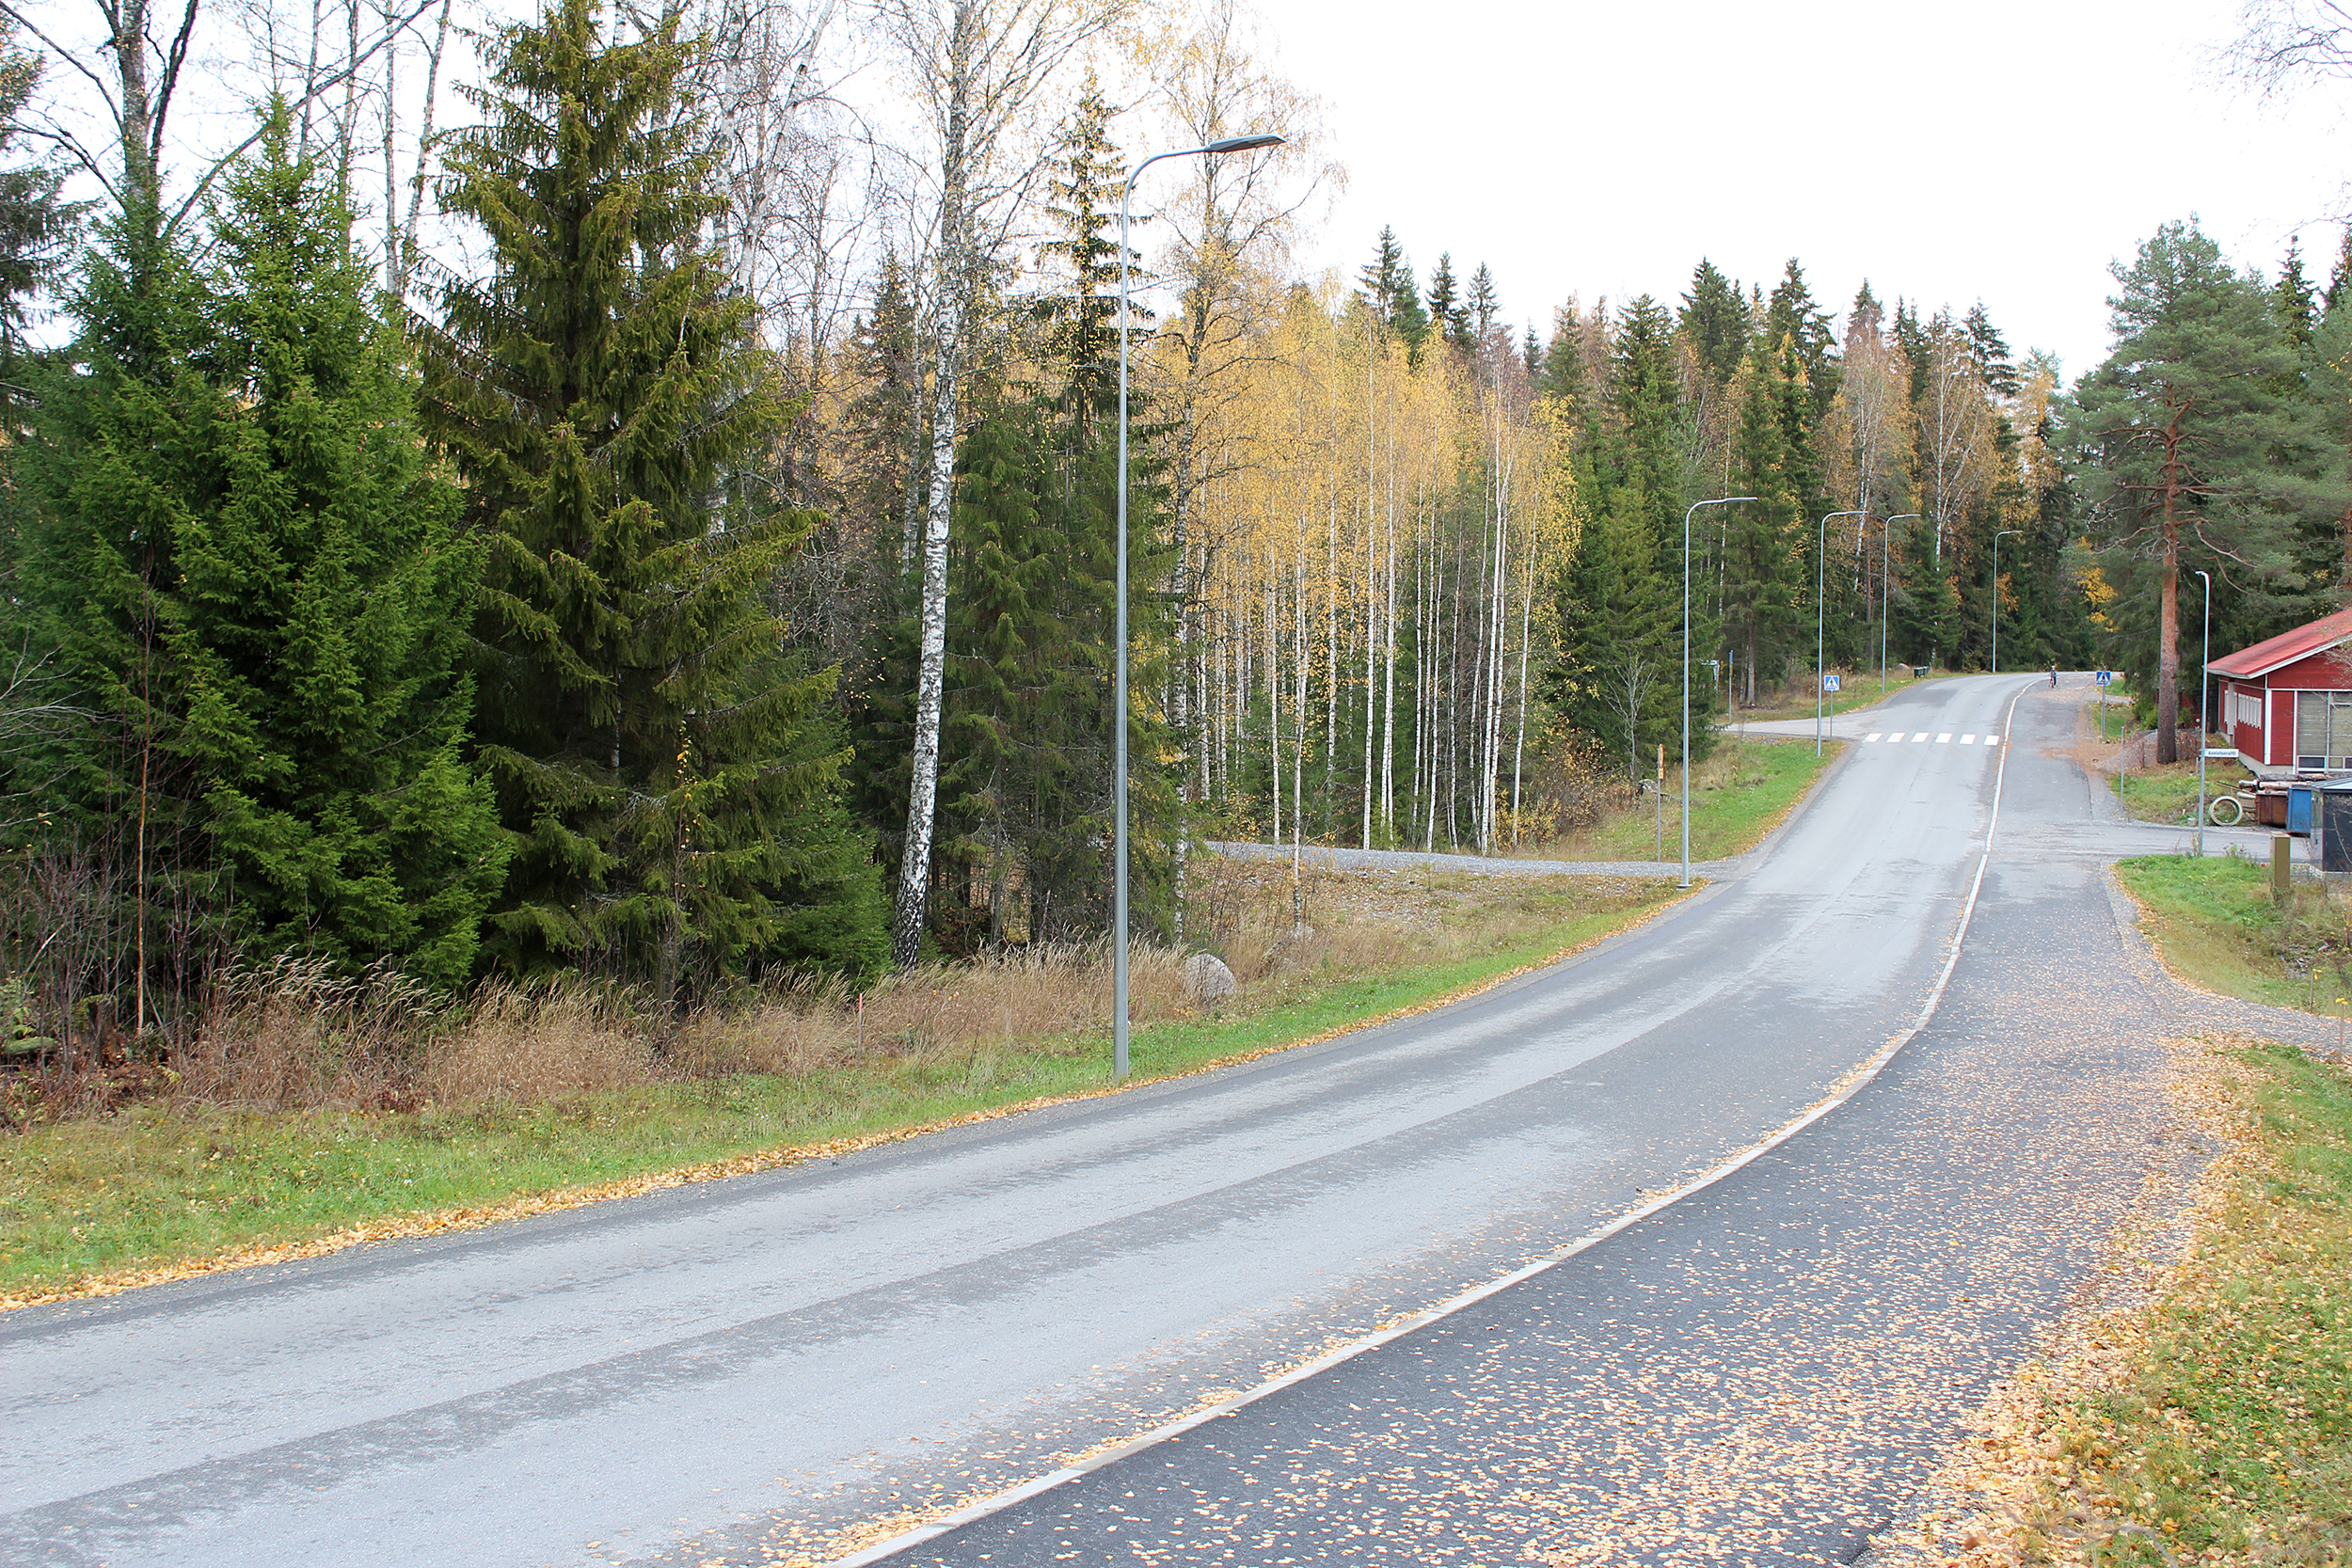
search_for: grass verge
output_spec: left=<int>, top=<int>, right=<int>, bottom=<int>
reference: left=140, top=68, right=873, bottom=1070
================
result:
left=1898, top=1037, right=2352, bottom=1566
left=0, top=869, right=1682, bottom=1309
left=2112, top=755, right=2252, bottom=827
left=1522, top=736, right=1838, bottom=863
left=1724, top=663, right=1942, bottom=722
left=2114, top=855, right=2352, bottom=1019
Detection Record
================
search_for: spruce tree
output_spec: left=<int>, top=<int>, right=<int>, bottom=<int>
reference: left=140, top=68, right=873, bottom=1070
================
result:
left=1554, top=495, right=1675, bottom=782
left=1539, top=306, right=1592, bottom=430
left=2296, top=243, right=2352, bottom=597
left=1357, top=228, right=1408, bottom=325
left=176, top=117, right=502, bottom=985
left=418, top=0, right=882, bottom=989
left=1603, top=295, right=1686, bottom=546
left=2327, top=230, right=2352, bottom=315
left=1723, top=346, right=1801, bottom=705
left=1678, top=260, right=1750, bottom=388
left=1963, top=302, right=2020, bottom=399
left=14, top=109, right=503, bottom=997
left=1426, top=253, right=1467, bottom=351
left=2274, top=238, right=2317, bottom=356
left=1468, top=262, right=1499, bottom=343
left=1765, top=260, right=1839, bottom=419
left=0, top=22, right=80, bottom=377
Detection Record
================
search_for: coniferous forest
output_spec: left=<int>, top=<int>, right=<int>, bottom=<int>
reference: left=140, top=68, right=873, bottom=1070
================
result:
left=3, top=0, right=2350, bottom=1061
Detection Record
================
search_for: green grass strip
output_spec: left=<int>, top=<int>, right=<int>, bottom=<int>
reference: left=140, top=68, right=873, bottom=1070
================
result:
left=1559, top=736, right=1837, bottom=864
left=2114, top=854, right=2352, bottom=1019
left=2046, top=1040, right=2352, bottom=1563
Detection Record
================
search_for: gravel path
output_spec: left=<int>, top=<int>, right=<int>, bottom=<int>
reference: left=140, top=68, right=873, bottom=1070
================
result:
left=1207, top=840, right=1741, bottom=880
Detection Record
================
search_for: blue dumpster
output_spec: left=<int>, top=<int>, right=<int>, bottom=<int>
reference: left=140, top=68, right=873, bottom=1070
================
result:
left=2290, top=785, right=2314, bottom=835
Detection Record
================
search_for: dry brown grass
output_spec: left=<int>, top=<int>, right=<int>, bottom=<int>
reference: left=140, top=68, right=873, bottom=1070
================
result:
left=3, top=856, right=1650, bottom=1128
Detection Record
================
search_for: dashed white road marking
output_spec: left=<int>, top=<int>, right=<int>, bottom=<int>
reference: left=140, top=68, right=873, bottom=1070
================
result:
left=1960, top=733, right=1976, bottom=744
left=1912, top=733, right=1930, bottom=742
left=1983, top=734, right=2000, bottom=745
left=1866, top=733, right=1882, bottom=742
left=1937, top=733, right=1953, bottom=743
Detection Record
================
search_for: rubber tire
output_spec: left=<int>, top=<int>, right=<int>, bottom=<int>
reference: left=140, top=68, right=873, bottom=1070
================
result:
left=2209, top=794, right=2246, bottom=827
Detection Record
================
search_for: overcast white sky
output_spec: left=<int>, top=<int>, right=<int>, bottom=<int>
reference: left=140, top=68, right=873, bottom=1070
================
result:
left=1246, top=0, right=2348, bottom=381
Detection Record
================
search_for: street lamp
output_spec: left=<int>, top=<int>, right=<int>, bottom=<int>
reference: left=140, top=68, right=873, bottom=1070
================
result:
left=1683, top=496, right=1756, bottom=889
left=1115, top=132, right=1284, bottom=1082
left=2196, top=567, right=2213, bottom=859
left=1817, top=510, right=1865, bottom=757
left=1875, top=513, right=1919, bottom=698
left=1991, top=529, right=2023, bottom=674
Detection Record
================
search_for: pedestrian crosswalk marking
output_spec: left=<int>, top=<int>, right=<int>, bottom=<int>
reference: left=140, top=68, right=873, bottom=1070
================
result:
left=1854, top=730, right=2002, bottom=748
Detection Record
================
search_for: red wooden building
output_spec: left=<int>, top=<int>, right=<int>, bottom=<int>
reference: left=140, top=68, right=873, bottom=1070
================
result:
left=2207, top=605, right=2352, bottom=771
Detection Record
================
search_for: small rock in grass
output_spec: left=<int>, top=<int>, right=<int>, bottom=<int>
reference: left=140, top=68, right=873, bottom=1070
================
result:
left=1181, top=952, right=1238, bottom=1006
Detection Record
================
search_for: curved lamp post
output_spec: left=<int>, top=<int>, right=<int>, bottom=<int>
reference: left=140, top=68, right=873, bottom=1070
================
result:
left=1817, top=510, right=1865, bottom=757
left=1683, top=496, right=1756, bottom=888
left=1115, top=132, right=1283, bottom=1082
left=1991, top=529, right=2023, bottom=674
left=1875, top=513, right=1919, bottom=698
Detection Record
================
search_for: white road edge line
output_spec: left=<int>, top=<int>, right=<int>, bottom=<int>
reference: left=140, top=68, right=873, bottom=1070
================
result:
left=825, top=684, right=2031, bottom=1568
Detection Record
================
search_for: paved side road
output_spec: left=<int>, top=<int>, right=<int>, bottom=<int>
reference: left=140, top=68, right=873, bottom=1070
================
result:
left=1208, top=839, right=1743, bottom=879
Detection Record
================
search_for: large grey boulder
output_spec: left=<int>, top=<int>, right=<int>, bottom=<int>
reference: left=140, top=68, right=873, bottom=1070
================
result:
left=1181, top=952, right=1238, bottom=1007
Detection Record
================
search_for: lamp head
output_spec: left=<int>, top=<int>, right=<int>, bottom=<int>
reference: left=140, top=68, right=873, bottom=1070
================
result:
left=1205, top=133, right=1285, bottom=154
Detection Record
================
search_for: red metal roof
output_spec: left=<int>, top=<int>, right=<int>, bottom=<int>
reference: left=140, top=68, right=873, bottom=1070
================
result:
left=2208, top=604, right=2352, bottom=680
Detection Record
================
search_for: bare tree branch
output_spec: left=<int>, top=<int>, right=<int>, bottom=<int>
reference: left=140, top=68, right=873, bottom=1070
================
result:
left=2225, top=0, right=2352, bottom=94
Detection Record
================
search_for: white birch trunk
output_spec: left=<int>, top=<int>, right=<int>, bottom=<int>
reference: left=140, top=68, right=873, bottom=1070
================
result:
left=1379, top=428, right=1397, bottom=842
left=889, top=0, right=971, bottom=971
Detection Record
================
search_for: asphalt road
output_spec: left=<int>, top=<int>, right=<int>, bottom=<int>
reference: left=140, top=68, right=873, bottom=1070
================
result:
left=3, top=676, right=2324, bottom=1567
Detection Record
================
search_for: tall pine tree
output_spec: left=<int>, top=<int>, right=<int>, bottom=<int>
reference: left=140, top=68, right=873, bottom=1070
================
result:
left=2075, top=220, right=2344, bottom=762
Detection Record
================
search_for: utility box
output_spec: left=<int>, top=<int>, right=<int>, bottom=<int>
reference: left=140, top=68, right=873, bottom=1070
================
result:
left=2318, top=782, right=2352, bottom=872
left=2290, top=785, right=2315, bottom=835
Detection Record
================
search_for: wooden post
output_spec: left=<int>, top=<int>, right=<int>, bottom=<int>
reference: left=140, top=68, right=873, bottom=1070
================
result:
left=1655, top=744, right=1664, bottom=863
left=2274, top=833, right=2293, bottom=904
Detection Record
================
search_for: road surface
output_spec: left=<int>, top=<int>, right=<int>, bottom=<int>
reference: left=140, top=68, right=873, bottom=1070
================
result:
left=2, top=675, right=2322, bottom=1566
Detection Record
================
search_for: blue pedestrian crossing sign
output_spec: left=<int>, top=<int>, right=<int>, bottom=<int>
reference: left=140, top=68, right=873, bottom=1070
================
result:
left=2094, top=670, right=2113, bottom=686
left=1822, top=673, right=1840, bottom=692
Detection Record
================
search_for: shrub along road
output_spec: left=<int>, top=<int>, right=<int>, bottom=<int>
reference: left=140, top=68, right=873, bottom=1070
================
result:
left=3, top=676, right=2326, bottom=1567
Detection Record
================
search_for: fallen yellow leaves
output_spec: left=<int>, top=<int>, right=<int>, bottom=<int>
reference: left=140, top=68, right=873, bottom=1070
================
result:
left=1872, top=1034, right=2351, bottom=1568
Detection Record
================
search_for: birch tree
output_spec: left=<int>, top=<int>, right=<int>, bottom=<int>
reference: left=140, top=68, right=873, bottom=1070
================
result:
left=879, top=0, right=1122, bottom=970
left=1918, top=309, right=1997, bottom=568
left=1136, top=0, right=1325, bottom=927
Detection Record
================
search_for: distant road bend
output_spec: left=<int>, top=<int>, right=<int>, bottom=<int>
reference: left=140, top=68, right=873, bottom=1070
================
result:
left=5, top=675, right=2317, bottom=1566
